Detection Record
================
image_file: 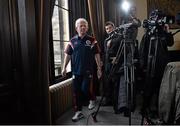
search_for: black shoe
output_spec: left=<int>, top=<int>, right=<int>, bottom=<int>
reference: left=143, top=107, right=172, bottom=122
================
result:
left=114, top=109, right=121, bottom=114
left=149, top=110, right=158, bottom=119
left=114, top=107, right=126, bottom=114
left=119, top=107, right=127, bottom=113
left=124, top=108, right=130, bottom=117
left=143, top=117, right=154, bottom=125
left=102, top=101, right=112, bottom=106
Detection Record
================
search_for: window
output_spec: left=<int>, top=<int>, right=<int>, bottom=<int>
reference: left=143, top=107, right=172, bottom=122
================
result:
left=51, top=0, right=71, bottom=81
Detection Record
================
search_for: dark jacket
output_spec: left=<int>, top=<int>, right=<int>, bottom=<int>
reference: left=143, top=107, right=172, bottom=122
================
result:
left=139, top=31, right=174, bottom=78
left=104, top=33, right=123, bottom=73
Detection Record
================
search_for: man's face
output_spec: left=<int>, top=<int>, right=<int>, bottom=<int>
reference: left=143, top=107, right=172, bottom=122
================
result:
left=105, top=25, right=114, bottom=34
left=129, top=7, right=136, bottom=16
left=76, top=21, right=88, bottom=36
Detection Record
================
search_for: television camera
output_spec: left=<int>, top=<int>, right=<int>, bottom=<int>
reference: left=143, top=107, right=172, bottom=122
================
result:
left=91, top=22, right=136, bottom=125
left=143, top=10, right=175, bottom=34
left=105, top=22, right=133, bottom=41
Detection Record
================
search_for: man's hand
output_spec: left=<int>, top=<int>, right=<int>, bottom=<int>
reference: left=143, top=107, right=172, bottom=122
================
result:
left=97, top=68, right=102, bottom=79
left=107, top=40, right=112, bottom=49
left=61, top=68, right=67, bottom=76
left=164, top=24, right=170, bottom=33
left=100, top=61, right=103, bottom=67
left=111, top=57, right=117, bottom=64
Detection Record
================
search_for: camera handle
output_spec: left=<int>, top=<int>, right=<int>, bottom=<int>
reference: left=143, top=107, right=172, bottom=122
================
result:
left=172, top=29, right=180, bottom=36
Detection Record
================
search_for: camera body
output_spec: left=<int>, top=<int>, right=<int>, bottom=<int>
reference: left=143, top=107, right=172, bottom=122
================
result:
left=143, top=10, right=175, bottom=33
left=106, top=23, right=133, bottom=41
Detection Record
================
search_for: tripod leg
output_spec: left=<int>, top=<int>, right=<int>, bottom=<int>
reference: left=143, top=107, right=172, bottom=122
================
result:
left=130, top=42, right=135, bottom=111
left=142, top=37, right=154, bottom=112
left=151, top=37, right=158, bottom=77
left=128, top=42, right=135, bottom=125
left=91, top=40, right=124, bottom=122
left=91, top=90, right=105, bottom=122
left=128, top=69, right=131, bottom=125
left=123, top=39, right=132, bottom=125
left=92, top=64, right=120, bottom=122
left=124, top=39, right=136, bottom=125
left=141, top=35, right=160, bottom=125
left=141, top=116, right=144, bottom=125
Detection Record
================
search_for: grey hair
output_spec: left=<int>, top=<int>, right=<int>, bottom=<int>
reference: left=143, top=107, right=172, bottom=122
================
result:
left=75, top=18, right=88, bottom=28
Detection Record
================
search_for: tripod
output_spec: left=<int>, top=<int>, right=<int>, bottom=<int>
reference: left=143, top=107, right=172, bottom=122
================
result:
left=141, top=28, right=180, bottom=125
left=91, top=26, right=135, bottom=125
left=140, top=26, right=164, bottom=125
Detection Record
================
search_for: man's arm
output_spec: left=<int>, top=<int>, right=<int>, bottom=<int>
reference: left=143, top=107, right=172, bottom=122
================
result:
left=61, top=53, right=71, bottom=76
left=95, top=53, right=102, bottom=79
left=130, top=15, right=141, bottom=27
left=164, top=24, right=174, bottom=46
left=132, top=18, right=141, bottom=27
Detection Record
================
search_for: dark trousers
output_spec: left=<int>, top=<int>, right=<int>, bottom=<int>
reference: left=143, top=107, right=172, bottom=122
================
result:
left=103, top=72, right=115, bottom=103
left=103, top=63, right=115, bottom=103
left=72, top=74, right=94, bottom=112
left=143, top=75, right=162, bottom=114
